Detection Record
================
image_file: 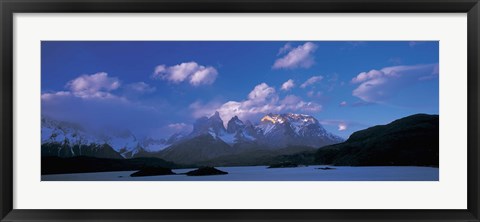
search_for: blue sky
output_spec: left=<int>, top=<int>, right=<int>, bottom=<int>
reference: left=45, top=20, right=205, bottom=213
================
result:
left=41, top=41, right=439, bottom=139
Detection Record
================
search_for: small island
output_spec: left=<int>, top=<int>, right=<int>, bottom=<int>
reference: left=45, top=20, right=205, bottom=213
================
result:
left=130, top=167, right=175, bottom=177
left=316, top=167, right=336, bottom=170
left=267, top=162, right=299, bottom=169
left=185, top=167, right=228, bottom=176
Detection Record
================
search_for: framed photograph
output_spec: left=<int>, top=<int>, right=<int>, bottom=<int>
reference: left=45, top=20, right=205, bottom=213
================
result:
left=1, top=0, right=479, bottom=221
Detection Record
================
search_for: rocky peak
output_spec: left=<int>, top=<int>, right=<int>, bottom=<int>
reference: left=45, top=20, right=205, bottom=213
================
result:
left=190, top=111, right=226, bottom=137
left=227, top=116, right=245, bottom=133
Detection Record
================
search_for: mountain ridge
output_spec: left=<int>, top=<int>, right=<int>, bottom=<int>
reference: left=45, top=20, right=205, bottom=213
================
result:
left=314, top=113, right=439, bottom=166
left=41, top=113, right=440, bottom=172
left=41, top=112, right=343, bottom=163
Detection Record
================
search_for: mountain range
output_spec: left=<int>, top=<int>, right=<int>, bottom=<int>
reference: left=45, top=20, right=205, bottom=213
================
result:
left=41, top=113, right=439, bottom=174
left=41, top=112, right=344, bottom=164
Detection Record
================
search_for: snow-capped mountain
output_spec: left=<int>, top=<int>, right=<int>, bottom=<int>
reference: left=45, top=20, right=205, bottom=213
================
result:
left=41, top=117, right=124, bottom=159
left=41, top=116, right=190, bottom=159
left=226, top=116, right=257, bottom=143
left=41, top=116, right=100, bottom=146
left=101, top=129, right=140, bottom=156
left=190, top=111, right=226, bottom=137
left=127, top=133, right=187, bottom=157
left=185, top=111, right=259, bottom=145
left=147, top=112, right=344, bottom=164
left=42, top=116, right=147, bottom=158
left=188, top=111, right=239, bottom=145
left=256, top=113, right=344, bottom=148
left=179, top=112, right=343, bottom=148
left=41, top=112, right=343, bottom=162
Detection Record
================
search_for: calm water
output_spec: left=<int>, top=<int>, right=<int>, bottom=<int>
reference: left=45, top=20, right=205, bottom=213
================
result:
left=41, top=165, right=439, bottom=181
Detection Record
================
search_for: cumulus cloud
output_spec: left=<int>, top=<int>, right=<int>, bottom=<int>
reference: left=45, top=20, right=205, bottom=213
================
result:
left=152, top=62, right=218, bottom=86
left=300, top=76, right=324, bottom=88
left=351, top=64, right=439, bottom=103
left=277, top=43, right=293, bottom=55
left=189, top=100, right=223, bottom=119
left=273, top=42, right=318, bottom=69
left=248, top=83, right=277, bottom=102
left=126, top=82, right=156, bottom=94
left=41, top=91, right=71, bottom=101
left=278, top=95, right=322, bottom=112
left=66, top=72, right=121, bottom=99
left=280, top=79, right=295, bottom=91
left=42, top=72, right=125, bottom=102
left=190, top=83, right=322, bottom=123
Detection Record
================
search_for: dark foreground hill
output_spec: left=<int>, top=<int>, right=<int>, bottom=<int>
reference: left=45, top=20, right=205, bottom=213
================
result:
left=314, top=114, right=439, bottom=167
left=41, top=156, right=184, bottom=175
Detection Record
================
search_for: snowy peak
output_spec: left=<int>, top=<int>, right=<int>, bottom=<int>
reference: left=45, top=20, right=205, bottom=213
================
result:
left=102, top=129, right=138, bottom=153
left=41, top=116, right=126, bottom=159
left=191, top=111, right=226, bottom=137
left=42, top=112, right=344, bottom=161
left=41, top=116, right=101, bottom=146
left=187, top=112, right=343, bottom=148
left=41, top=116, right=142, bottom=158
left=227, top=116, right=245, bottom=134
left=260, top=113, right=317, bottom=126
left=256, top=113, right=343, bottom=148
left=261, top=114, right=286, bottom=124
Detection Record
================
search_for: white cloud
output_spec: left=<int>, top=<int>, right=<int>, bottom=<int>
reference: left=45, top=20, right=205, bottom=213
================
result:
left=351, top=64, right=439, bottom=103
left=279, top=95, right=322, bottom=112
left=160, top=62, right=197, bottom=83
left=66, top=72, right=121, bottom=99
left=152, top=62, right=218, bottom=86
left=339, top=101, right=348, bottom=107
left=338, top=123, right=347, bottom=131
left=351, top=69, right=383, bottom=84
left=126, top=82, right=156, bottom=93
left=273, top=42, right=318, bottom=69
left=248, top=83, right=277, bottom=102
left=154, top=65, right=166, bottom=76
left=42, top=72, right=124, bottom=101
left=189, top=66, right=218, bottom=86
left=41, top=91, right=71, bottom=101
left=41, top=72, right=148, bottom=104
left=281, top=79, right=295, bottom=91
left=300, top=75, right=324, bottom=88
left=277, top=43, right=293, bottom=55
left=189, top=100, right=223, bottom=119
left=190, top=83, right=322, bottom=123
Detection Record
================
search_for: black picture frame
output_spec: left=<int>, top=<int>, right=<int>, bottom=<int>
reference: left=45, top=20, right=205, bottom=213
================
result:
left=1, top=0, right=479, bottom=221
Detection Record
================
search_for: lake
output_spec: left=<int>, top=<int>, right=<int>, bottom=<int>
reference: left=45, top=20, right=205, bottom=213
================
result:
left=41, top=165, right=439, bottom=181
